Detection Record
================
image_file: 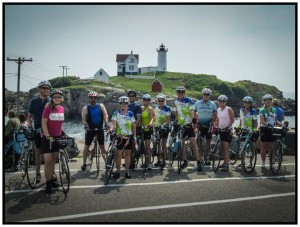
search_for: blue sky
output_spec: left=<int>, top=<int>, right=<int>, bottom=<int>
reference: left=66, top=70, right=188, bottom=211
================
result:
left=4, top=4, right=296, bottom=96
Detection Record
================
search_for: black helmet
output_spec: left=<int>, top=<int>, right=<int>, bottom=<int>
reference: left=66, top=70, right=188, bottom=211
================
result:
left=127, top=90, right=137, bottom=96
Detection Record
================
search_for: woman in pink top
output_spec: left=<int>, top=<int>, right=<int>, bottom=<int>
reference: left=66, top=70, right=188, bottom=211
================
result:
left=41, top=89, right=65, bottom=194
left=216, top=95, right=234, bottom=172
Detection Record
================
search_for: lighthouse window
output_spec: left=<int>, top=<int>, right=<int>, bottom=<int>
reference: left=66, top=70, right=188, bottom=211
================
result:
left=129, top=58, right=134, bottom=63
left=129, top=65, right=134, bottom=71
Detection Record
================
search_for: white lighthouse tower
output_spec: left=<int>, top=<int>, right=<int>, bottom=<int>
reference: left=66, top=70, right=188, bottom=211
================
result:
left=157, top=43, right=168, bottom=72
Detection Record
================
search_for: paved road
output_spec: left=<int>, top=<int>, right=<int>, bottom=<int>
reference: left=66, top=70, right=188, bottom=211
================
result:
left=4, top=155, right=296, bottom=223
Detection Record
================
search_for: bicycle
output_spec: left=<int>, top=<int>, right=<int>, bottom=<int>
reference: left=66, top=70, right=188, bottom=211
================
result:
left=50, top=136, right=75, bottom=194
left=211, top=128, right=229, bottom=172
left=270, top=126, right=288, bottom=175
left=229, top=128, right=258, bottom=174
left=196, top=124, right=212, bottom=165
left=104, top=133, right=128, bottom=185
left=134, top=127, right=146, bottom=169
left=167, top=121, right=179, bottom=167
left=85, top=128, right=103, bottom=174
left=152, top=125, right=168, bottom=170
left=17, top=128, right=37, bottom=189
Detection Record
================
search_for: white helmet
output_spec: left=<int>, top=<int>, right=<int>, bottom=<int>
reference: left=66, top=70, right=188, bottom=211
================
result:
left=176, top=86, right=186, bottom=92
left=38, top=80, right=51, bottom=88
left=118, top=96, right=129, bottom=104
left=243, top=96, right=253, bottom=103
left=202, top=88, right=212, bottom=95
left=156, top=93, right=166, bottom=100
left=262, top=94, right=273, bottom=101
left=218, top=95, right=228, bottom=101
left=142, top=94, right=151, bottom=100
left=88, top=91, right=98, bottom=97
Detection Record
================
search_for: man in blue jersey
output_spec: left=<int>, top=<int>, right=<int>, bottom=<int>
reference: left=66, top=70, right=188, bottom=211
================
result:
left=272, top=99, right=285, bottom=126
left=27, top=80, right=52, bottom=183
left=127, top=90, right=142, bottom=169
left=194, top=88, right=217, bottom=165
left=81, top=91, right=109, bottom=171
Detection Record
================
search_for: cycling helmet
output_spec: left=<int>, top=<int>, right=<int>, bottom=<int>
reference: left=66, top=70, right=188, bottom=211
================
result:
left=262, top=94, right=273, bottom=101
left=218, top=95, right=228, bottom=101
left=118, top=96, right=129, bottom=104
left=88, top=91, right=98, bottom=97
left=50, top=89, right=63, bottom=97
left=202, top=88, right=212, bottom=95
left=243, top=96, right=253, bottom=103
left=38, top=80, right=51, bottom=88
left=156, top=93, right=166, bottom=100
left=127, top=90, right=137, bottom=96
left=142, top=94, right=151, bottom=99
left=176, top=86, right=186, bottom=92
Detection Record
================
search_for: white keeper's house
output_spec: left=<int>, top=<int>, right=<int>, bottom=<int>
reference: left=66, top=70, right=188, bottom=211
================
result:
left=116, top=43, right=168, bottom=76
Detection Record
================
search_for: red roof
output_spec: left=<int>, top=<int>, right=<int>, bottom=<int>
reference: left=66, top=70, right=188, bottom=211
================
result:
left=116, top=54, right=139, bottom=62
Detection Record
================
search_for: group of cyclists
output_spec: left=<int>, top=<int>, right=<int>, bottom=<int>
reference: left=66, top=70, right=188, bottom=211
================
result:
left=6, top=79, right=287, bottom=193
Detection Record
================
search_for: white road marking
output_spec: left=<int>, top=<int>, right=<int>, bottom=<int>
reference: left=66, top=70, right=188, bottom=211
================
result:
left=5, top=174, right=295, bottom=194
left=21, top=192, right=295, bottom=222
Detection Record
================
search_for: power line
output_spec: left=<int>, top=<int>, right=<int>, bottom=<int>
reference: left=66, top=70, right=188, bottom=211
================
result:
left=60, top=65, right=68, bottom=77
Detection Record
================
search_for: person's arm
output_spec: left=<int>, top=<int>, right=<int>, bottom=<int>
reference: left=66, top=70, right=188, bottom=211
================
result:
left=5, top=120, right=13, bottom=137
left=148, top=108, right=155, bottom=126
left=110, top=119, right=117, bottom=132
left=81, top=106, right=88, bottom=125
left=100, top=104, right=109, bottom=124
left=42, top=105, right=50, bottom=137
left=228, top=107, right=235, bottom=128
left=27, top=113, right=33, bottom=128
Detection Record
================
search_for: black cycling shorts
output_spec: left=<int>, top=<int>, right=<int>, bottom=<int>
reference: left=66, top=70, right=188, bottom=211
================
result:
left=260, top=127, right=276, bottom=142
left=34, top=132, right=42, bottom=148
left=85, top=130, right=104, bottom=146
left=41, top=136, right=60, bottom=154
left=197, top=124, right=212, bottom=140
left=183, top=124, right=195, bottom=138
left=143, top=131, right=152, bottom=140
left=116, top=135, right=134, bottom=151
left=219, top=129, right=232, bottom=142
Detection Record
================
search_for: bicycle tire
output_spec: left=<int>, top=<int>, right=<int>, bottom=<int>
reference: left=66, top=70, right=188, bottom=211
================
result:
left=26, top=149, right=36, bottom=189
left=20, top=151, right=27, bottom=178
left=212, top=140, right=221, bottom=172
left=243, top=142, right=257, bottom=174
left=177, top=141, right=182, bottom=175
left=95, top=143, right=100, bottom=175
left=270, top=140, right=282, bottom=175
left=167, top=138, right=175, bottom=167
left=59, top=150, right=70, bottom=193
left=229, top=139, right=239, bottom=165
left=86, top=150, right=93, bottom=171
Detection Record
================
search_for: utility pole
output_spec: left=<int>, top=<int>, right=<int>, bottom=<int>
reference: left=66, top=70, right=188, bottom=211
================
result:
left=65, top=67, right=70, bottom=77
left=59, top=65, right=67, bottom=77
left=6, top=57, right=32, bottom=115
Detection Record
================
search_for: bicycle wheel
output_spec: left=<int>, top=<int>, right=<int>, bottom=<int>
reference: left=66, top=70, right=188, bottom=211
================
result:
left=177, top=141, right=182, bottom=175
left=105, top=153, right=115, bottom=185
left=229, top=139, right=239, bottom=165
left=86, top=150, right=93, bottom=171
left=151, top=141, right=157, bottom=164
left=212, top=140, right=221, bottom=172
left=19, top=151, right=27, bottom=178
left=26, top=149, right=36, bottom=189
left=243, top=142, right=257, bottom=174
left=95, top=143, right=100, bottom=174
left=270, top=140, right=282, bottom=175
left=59, top=150, right=70, bottom=193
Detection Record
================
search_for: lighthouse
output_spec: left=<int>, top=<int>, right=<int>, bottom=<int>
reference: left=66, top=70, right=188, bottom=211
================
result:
left=157, top=43, right=168, bottom=72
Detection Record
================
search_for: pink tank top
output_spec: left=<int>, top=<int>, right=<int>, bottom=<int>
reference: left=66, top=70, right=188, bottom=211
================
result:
left=217, top=106, right=230, bottom=129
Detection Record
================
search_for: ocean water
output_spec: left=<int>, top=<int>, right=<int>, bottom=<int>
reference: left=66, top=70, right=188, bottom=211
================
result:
left=5, top=116, right=296, bottom=140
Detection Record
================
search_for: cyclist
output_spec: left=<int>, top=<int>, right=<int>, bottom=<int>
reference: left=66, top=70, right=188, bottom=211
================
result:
left=175, top=86, right=202, bottom=171
left=216, top=95, right=234, bottom=172
left=259, top=94, right=279, bottom=169
left=109, top=96, right=136, bottom=179
left=81, top=91, right=109, bottom=171
left=27, top=80, right=52, bottom=183
left=41, top=89, right=65, bottom=193
left=272, top=98, right=285, bottom=126
left=153, top=93, right=171, bottom=168
left=141, top=94, right=155, bottom=170
left=194, top=88, right=217, bottom=165
left=127, top=90, right=142, bottom=169
left=237, top=96, right=258, bottom=167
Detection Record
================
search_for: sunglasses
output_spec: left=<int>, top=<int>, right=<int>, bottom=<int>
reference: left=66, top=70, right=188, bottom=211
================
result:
left=129, top=95, right=136, bottom=97
left=89, top=97, right=97, bottom=100
left=177, top=91, right=185, bottom=94
left=120, top=102, right=128, bottom=105
left=53, top=96, right=62, bottom=99
left=218, top=101, right=226, bottom=103
left=203, top=94, right=210, bottom=96
left=244, top=101, right=251, bottom=104
left=41, top=87, right=49, bottom=90
left=143, top=99, right=151, bottom=101
left=158, top=100, right=164, bottom=102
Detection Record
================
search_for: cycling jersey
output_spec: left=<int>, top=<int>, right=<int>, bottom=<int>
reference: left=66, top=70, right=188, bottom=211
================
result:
left=28, top=96, right=51, bottom=129
left=194, top=99, right=217, bottom=126
left=239, top=108, right=257, bottom=131
left=175, top=97, right=195, bottom=125
left=259, top=106, right=277, bottom=127
left=141, top=106, right=152, bottom=131
left=42, top=105, right=64, bottom=137
left=111, top=110, right=135, bottom=136
left=128, top=102, right=142, bottom=120
left=154, top=105, right=171, bottom=127
left=86, top=103, right=103, bottom=129
left=273, top=106, right=284, bottom=122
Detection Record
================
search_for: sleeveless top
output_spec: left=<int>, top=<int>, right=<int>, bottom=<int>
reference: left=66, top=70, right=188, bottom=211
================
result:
left=217, top=106, right=230, bottom=129
left=86, top=103, right=103, bottom=129
left=141, top=106, right=151, bottom=131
